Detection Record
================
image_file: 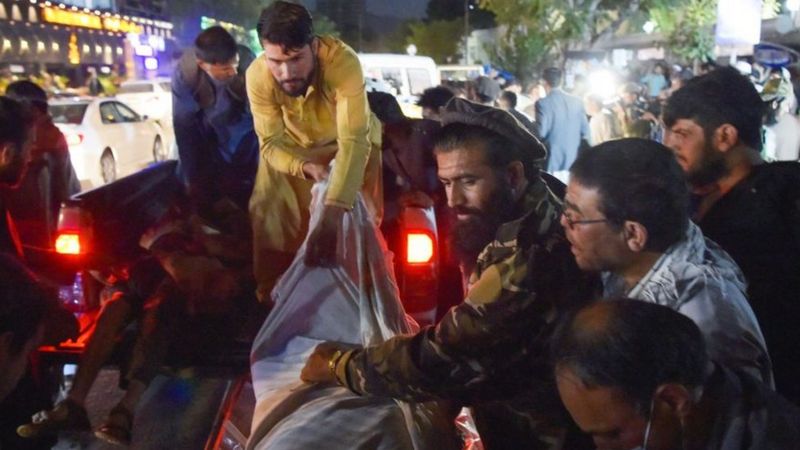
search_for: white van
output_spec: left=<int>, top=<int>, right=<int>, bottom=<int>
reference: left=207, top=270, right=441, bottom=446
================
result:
left=358, top=54, right=440, bottom=118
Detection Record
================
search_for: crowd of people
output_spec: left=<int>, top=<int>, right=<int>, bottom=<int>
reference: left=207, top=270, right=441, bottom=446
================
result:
left=1, top=0, right=800, bottom=448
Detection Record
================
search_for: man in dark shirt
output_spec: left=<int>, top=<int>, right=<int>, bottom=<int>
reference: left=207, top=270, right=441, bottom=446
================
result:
left=663, top=66, right=800, bottom=404
left=172, top=26, right=258, bottom=212
left=0, top=96, right=34, bottom=258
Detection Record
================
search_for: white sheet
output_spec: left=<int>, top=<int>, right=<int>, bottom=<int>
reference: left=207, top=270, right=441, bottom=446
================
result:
left=249, top=176, right=455, bottom=450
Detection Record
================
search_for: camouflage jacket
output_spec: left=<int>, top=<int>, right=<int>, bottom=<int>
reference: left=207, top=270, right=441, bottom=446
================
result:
left=335, top=178, right=599, bottom=448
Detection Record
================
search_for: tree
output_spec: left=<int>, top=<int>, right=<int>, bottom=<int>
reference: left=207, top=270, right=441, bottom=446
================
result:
left=407, top=19, right=464, bottom=63
left=649, top=0, right=716, bottom=65
left=477, top=0, right=686, bottom=80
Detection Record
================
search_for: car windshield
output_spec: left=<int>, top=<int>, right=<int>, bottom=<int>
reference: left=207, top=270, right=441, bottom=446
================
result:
left=118, top=83, right=154, bottom=94
left=50, top=104, right=89, bottom=125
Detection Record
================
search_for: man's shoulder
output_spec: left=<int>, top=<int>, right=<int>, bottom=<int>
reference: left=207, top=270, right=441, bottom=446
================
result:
left=318, top=36, right=361, bottom=78
left=246, top=55, right=279, bottom=94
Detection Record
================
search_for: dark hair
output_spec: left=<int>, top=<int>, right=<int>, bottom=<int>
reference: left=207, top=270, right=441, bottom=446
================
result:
left=433, top=122, right=535, bottom=180
left=257, top=1, right=314, bottom=50
left=569, top=138, right=689, bottom=253
left=551, top=299, right=708, bottom=414
left=417, top=86, right=455, bottom=110
left=500, top=91, right=517, bottom=108
left=194, top=26, right=238, bottom=64
left=542, top=67, right=562, bottom=88
left=663, top=66, right=764, bottom=151
left=0, top=96, right=34, bottom=151
left=5, top=80, right=48, bottom=114
left=367, top=91, right=405, bottom=123
left=0, top=255, right=59, bottom=354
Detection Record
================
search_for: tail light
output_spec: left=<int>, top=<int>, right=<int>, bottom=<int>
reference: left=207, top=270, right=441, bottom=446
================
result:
left=55, top=201, right=91, bottom=256
left=55, top=232, right=82, bottom=254
left=65, top=132, right=84, bottom=146
left=406, top=231, right=435, bottom=264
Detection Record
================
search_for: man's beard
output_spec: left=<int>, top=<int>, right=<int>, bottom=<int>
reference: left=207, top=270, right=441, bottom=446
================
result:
left=448, top=180, right=516, bottom=269
left=685, top=142, right=729, bottom=188
left=279, top=66, right=315, bottom=97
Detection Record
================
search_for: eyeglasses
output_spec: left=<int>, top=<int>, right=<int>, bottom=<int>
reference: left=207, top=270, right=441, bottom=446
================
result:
left=560, top=210, right=609, bottom=230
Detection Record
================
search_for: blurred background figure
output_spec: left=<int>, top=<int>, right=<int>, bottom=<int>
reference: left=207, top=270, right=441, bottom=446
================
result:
left=761, top=72, right=800, bottom=162
left=417, top=86, right=455, bottom=122
left=498, top=91, right=535, bottom=136
left=583, top=94, right=623, bottom=145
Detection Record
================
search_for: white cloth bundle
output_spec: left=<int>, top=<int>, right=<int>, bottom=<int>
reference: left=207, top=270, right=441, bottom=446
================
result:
left=248, top=175, right=455, bottom=450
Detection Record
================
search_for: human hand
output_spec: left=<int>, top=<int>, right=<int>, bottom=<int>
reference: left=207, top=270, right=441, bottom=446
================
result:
left=300, top=342, right=348, bottom=383
left=304, top=205, right=344, bottom=267
left=302, top=162, right=330, bottom=182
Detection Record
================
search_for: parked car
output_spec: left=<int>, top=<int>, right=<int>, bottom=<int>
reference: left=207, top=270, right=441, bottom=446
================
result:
left=115, top=78, right=172, bottom=122
left=358, top=54, right=440, bottom=118
left=49, top=97, right=168, bottom=190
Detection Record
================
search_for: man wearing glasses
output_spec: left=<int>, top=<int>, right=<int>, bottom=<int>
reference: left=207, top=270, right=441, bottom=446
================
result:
left=560, top=138, right=773, bottom=386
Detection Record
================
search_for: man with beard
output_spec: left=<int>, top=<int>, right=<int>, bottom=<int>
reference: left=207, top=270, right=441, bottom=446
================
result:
left=301, top=98, right=599, bottom=449
left=247, top=1, right=383, bottom=301
left=561, top=138, right=772, bottom=386
left=663, top=67, right=800, bottom=405
left=172, top=25, right=258, bottom=213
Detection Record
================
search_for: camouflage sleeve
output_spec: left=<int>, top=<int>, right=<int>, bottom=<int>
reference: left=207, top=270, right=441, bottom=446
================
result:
left=338, top=242, right=557, bottom=402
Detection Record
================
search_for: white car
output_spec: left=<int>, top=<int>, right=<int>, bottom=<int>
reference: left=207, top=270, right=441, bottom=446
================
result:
left=115, top=78, right=172, bottom=122
left=50, top=97, right=168, bottom=190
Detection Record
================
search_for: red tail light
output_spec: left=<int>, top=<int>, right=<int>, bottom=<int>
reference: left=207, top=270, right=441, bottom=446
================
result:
left=406, top=231, right=434, bottom=264
left=55, top=232, right=82, bottom=255
left=55, top=201, right=90, bottom=256
left=65, top=132, right=84, bottom=146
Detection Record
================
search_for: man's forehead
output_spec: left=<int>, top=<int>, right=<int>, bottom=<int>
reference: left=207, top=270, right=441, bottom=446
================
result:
left=435, top=146, right=490, bottom=172
left=262, top=42, right=309, bottom=58
left=669, top=118, right=703, bottom=131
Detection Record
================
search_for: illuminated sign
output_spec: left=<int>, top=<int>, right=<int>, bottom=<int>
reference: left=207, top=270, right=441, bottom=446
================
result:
left=68, top=32, right=80, bottom=65
left=102, top=17, right=143, bottom=34
left=42, top=7, right=144, bottom=34
left=43, top=7, right=102, bottom=30
left=144, top=57, right=158, bottom=70
left=134, top=44, right=153, bottom=56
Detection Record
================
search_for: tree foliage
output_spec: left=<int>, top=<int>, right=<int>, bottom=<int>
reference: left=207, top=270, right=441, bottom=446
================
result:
left=407, top=19, right=465, bottom=63
left=478, top=0, right=693, bottom=80
left=650, top=0, right=717, bottom=65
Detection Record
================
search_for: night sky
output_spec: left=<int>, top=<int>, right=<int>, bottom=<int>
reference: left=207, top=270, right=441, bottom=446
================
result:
left=302, top=0, right=428, bottom=18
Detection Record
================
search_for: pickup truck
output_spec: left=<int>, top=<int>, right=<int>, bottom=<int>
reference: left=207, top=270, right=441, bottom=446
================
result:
left=39, top=157, right=446, bottom=448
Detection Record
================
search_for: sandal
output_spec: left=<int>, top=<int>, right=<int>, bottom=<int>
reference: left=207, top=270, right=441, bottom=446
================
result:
left=17, top=398, right=91, bottom=438
left=94, top=404, right=134, bottom=446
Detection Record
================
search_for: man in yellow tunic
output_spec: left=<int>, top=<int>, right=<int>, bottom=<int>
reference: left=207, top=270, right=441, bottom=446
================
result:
left=247, top=1, right=382, bottom=301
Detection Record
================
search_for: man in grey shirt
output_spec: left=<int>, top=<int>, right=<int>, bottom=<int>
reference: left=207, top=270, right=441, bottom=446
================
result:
left=560, top=138, right=773, bottom=386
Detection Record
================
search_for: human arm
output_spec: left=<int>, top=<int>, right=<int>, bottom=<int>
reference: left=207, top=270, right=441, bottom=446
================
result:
left=535, top=99, right=552, bottom=141
left=172, top=62, right=207, bottom=195
left=677, top=271, right=774, bottom=387
left=322, top=44, right=374, bottom=210
left=302, top=228, right=596, bottom=401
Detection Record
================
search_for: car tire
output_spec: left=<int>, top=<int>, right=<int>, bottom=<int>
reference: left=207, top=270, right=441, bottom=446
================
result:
left=100, top=151, right=116, bottom=184
left=152, top=136, right=167, bottom=162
